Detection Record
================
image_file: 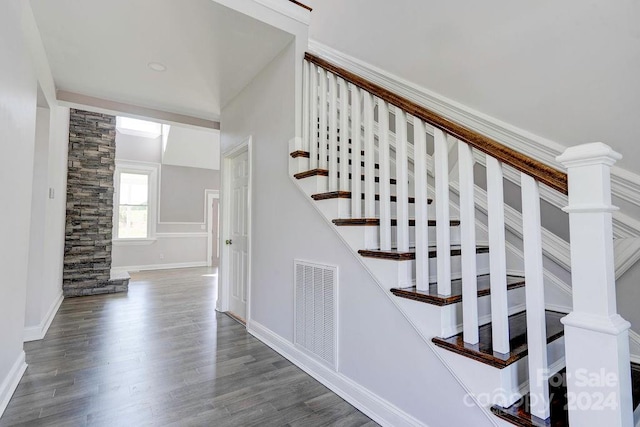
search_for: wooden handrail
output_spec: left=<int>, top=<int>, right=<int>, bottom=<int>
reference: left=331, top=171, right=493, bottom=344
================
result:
left=305, top=52, right=568, bottom=195
left=288, top=0, right=312, bottom=11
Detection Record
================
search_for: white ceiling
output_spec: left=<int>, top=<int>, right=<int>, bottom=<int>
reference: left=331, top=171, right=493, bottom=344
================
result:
left=30, top=0, right=294, bottom=121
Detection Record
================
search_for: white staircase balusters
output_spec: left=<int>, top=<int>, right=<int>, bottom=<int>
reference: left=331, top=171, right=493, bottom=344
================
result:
left=395, top=109, right=410, bottom=253
left=434, top=128, right=452, bottom=296
left=521, top=173, right=550, bottom=420
left=557, top=143, right=634, bottom=427
left=458, top=141, right=479, bottom=344
left=486, top=156, right=510, bottom=354
left=413, top=118, right=429, bottom=291
left=363, top=92, right=376, bottom=218
left=318, top=68, right=328, bottom=170
left=378, top=99, right=392, bottom=250
left=302, top=60, right=310, bottom=154
left=328, top=73, right=339, bottom=192
left=338, top=78, right=350, bottom=193
left=350, top=84, right=362, bottom=218
left=309, top=64, right=319, bottom=170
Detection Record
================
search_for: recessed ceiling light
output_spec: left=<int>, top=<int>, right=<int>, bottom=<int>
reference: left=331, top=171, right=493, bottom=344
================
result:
left=148, top=62, right=167, bottom=72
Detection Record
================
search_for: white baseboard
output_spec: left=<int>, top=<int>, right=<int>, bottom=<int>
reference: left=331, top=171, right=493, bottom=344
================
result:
left=111, top=261, right=208, bottom=274
left=247, top=320, right=426, bottom=427
left=23, top=291, right=63, bottom=342
left=0, top=351, right=27, bottom=418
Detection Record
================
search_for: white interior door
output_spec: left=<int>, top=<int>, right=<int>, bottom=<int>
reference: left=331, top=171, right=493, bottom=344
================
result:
left=227, top=149, right=249, bottom=321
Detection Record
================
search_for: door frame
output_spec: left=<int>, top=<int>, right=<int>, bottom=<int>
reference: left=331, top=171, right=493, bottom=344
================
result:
left=218, top=136, right=253, bottom=325
left=206, top=191, right=220, bottom=267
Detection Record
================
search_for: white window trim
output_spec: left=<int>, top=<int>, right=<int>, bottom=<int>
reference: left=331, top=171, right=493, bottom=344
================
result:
left=113, top=160, right=159, bottom=244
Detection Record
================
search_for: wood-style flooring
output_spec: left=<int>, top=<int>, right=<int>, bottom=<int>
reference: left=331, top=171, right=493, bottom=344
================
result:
left=0, top=268, right=375, bottom=427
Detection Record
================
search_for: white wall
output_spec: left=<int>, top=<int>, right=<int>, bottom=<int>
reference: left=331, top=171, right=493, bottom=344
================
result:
left=305, top=0, right=640, bottom=176
left=112, top=129, right=219, bottom=272
left=220, top=41, right=492, bottom=426
left=24, top=106, right=51, bottom=330
left=0, top=0, right=38, bottom=414
left=163, top=126, right=220, bottom=170
left=23, top=104, right=69, bottom=342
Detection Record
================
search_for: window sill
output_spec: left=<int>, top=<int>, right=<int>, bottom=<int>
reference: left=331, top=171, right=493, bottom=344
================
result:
left=113, top=238, right=157, bottom=246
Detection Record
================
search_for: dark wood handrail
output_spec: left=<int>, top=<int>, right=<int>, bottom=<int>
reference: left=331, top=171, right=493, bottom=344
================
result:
left=288, top=0, right=312, bottom=11
left=305, top=52, right=568, bottom=195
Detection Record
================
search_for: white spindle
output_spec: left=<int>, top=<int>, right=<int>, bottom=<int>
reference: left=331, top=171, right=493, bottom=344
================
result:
left=378, top=100, right=391, bottom=250
left=414, top=119, right=429, bottom=291
left=318, top=68, right=328, bottom=170
left=395, top=109, right=410, bottom=252
left=339, top=79, right=350, bottom=192
left=458, top=141, right=479, bottom=344
left=302, top=60, right=310, bottom=153
left=350, top=85, right=362, bottom=218
left=521, top=173, right=550, bottom=420
left=434, top=128, right=451, bottom=296
left=486, top=156, right=510, bottom=354
left=309, top=64, right=319, bottom=170
left=328, top=73, right=339, bottom=191
left=363, top=92, right=375, bottom=217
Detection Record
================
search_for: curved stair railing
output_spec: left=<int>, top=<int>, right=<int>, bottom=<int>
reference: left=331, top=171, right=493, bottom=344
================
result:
left=293, top=51, right=635, bottom=426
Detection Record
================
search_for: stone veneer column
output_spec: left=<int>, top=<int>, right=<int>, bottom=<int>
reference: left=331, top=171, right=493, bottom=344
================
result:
left=63, top=109, right=128, bottom=296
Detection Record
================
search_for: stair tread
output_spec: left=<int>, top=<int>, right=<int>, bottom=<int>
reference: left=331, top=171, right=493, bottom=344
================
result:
left=490, top=363, right=640, bottom=426
left=311, top=191, right=431, bottom=204
left=358, top=245, right=490, bottom=260
left=390, top=274, right=525, bottom=306
left=332, top=218, right=460, bottom=227
left=290, top=150, right=310, bottom=158
left=294, top=169, right=329, bottom=179
left=432, top=310, right=566, bottom=369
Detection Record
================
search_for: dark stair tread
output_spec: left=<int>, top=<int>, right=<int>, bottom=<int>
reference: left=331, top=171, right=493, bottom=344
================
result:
left=294, top=169, right=329, bottom=179
left=490, top=363, right=640, bottom=427
left=311, top=191, right=431, bottom=204
left=332, top=218, right=460, bottom=227
left=358, top=245, right=490, bottom=260
left=290, top=150, right=310, bottom=158
left=432, top=310, right=566, bottom=369
left=390, top=274, right=525, bottom=306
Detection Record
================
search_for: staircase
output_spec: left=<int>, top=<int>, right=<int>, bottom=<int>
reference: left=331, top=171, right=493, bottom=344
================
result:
left=289, top=52, right=639, bottom=426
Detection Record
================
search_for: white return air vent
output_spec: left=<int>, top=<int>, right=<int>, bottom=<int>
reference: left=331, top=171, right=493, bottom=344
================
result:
left=294, top=260, right=338, bottom=369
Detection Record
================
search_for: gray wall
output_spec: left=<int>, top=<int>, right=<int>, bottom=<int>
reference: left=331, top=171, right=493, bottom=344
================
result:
left=115, top=131, right=162, bottom=163
left=160, top=165, right=219, bottom=223
left=220, top=41, right=493, bottom=426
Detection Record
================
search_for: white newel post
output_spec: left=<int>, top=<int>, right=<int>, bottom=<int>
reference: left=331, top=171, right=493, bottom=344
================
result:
left=556, top=142, right=633, bottom=427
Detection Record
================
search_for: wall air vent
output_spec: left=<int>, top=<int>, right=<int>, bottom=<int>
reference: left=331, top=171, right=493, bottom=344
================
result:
left=294, top=260, right=338, bottom=369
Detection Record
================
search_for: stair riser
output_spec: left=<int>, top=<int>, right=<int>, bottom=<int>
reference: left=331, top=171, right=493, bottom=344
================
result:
left=337, top=225, right=462, bottom=249
left=290, top=156, right=309, bottom=175
left=359, top=252, right=491, bottom=291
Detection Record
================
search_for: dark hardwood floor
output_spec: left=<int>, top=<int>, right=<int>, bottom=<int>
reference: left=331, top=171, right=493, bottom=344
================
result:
left=0, top=268, right=375, bottom=427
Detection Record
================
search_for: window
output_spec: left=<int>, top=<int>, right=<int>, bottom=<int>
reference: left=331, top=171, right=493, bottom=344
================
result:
left=113, top=162, right=158, bottom=241
left=118, top=173, right=149, bottom=238
left=116, top=117, right=163, bottom=139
